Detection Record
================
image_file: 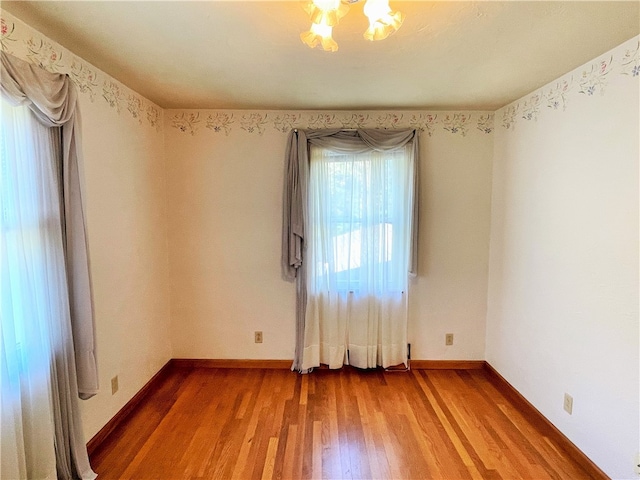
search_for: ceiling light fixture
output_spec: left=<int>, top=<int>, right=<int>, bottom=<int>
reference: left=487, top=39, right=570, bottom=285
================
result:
left=300, top=0, right=405, bottom=52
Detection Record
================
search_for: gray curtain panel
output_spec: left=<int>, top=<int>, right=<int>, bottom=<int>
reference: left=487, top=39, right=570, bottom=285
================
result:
left=1, top=51, right=97, bottom=478
left=282, top=128, right=420, bottom=371
left=1, top=51, right=98, bottom=398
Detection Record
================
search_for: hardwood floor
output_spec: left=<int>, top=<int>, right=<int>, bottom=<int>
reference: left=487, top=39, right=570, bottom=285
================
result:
left=90, top=366, right=599, bottom=479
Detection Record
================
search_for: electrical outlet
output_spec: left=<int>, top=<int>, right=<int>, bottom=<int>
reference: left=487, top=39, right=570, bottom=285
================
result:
left=634, top=452, right=640, bottom=475
left=255, top=331, right=263, bottom=343
left=563, top=393, right=573, bottom=415
left=111, top=375, right=119, bottom=395
left=445, top=333, right=454, bottom=346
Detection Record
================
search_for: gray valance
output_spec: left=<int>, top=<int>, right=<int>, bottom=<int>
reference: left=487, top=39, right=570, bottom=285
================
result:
left=1, top=51, right=98, bottom=399
left=281, top=128, right=420, bottom=371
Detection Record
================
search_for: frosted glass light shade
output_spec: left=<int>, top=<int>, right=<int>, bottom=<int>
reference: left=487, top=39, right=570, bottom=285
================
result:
left=363, top=0, right=404, bottom=41
left=304, top=0, right=350, bottom=27
left=299, top=0, right=405, bottom=51
left=300, top=21, right=339, bottom=52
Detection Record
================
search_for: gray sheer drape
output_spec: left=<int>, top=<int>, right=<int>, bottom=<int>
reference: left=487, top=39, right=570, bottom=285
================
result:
left=1, top=51, right=97, bottom=478
left=282, top=128, right=420, bottom=371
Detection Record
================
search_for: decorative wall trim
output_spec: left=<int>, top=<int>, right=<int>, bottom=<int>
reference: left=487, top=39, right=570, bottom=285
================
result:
left=1, top=12, right=163, bottom=132
left=500, top=37, right=639, bottom=131
left=167, top=110, right=495, bottom=137
left=171, top=358, right=292, bottom=369
left=484, top=362, right=608, bottom=480
left=86, top=360, right=174, bottom=456
left=170, top=358, right=489, bottom=370
left=410, top=360, right=485, bottom=369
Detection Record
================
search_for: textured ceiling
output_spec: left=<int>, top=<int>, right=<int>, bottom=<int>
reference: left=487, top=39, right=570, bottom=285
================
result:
left=2, top=1, right=639, bottom=110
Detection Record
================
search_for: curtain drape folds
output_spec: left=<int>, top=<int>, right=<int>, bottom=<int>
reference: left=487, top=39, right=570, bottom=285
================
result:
left=282, top=128, right=419, bottom=372
left=1, top=51, right=97, bottom=479
left=1, top=51, right=98, bottom=399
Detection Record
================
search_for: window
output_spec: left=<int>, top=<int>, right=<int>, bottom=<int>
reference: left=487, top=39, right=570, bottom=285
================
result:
left=307, top=144, right=414, bottom=296
left=283, top=128, right=419, bottom=371
left=301, top=140, right=415, bottom=370
left=1, top=99, right=67, bottom=478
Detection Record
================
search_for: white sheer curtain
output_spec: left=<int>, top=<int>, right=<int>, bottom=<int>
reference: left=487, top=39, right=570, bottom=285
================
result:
left=0, top=99, right=95, bottom=478
left=301, top=144, right=415, bottom=370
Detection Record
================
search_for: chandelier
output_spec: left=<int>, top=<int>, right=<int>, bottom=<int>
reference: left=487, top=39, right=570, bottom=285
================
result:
left=300, top=0, right=405, bottom=52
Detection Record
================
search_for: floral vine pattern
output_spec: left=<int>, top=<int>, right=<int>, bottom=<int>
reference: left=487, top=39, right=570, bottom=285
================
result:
left=409, top=114, right=438, bottom=136
left=1, top=13, right=163, bottom=132
left=620, top=40, right=640, bottom=77
left=206, top=112, right=235, bottom=135
left=147, top=106, right=161, bottom=130
left=70, top=59, right=99, bottom=102
left=272, top=114, right=300, bottom=133
left=375, top=114, right=403, bottom=129
left=308, top=114, right=339, bottom=129
left=26, top=38, right=63, bottom=72
left=127, top=95, right=144, bottom=124
left=102, top=80, right=123, bottom=113
left=578, top=56, right=613, bottom=96
left=476, top=114, right=494, bottom=134
left=502, top=104, right=519, bottom=130
left=240, top=113, right=269, bottom=134
left=521, top=94, right=542, bottom=122
left=545, top=79, right=572, bottom=111
left=172, top=112, right=200, bottom=136
left=339, top=113, right=370, bottom=129
left=168, top=111, right=499, bottom=137
left=500, top=41, right=637, bottom=131
left=1, top=18, right=17, bottom=52
left=442, top=113, right=471, bottom=136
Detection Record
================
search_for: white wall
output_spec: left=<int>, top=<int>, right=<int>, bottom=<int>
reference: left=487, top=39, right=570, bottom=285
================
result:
left=486, top=37, right=640, bottom=479
left=164, top=111, right=494, bottom=361
left=1, top=12, right=173, bottom=440
left=80, top=96, right=172, bottom=440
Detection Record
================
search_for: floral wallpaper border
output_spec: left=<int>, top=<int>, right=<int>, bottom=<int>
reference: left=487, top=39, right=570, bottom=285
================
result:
left=1, top=14, right=162, bottom=132
left=169, top=36, right=639, bottom=137
left=3, top=11, right=638, bottom=138
left=170, top=111, right=495, bottom=137
left=501, top=39, right=639, bottom=130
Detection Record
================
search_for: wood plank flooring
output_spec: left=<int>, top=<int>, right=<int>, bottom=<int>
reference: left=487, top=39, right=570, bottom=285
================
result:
left=90, top=366, right=598, bottom=479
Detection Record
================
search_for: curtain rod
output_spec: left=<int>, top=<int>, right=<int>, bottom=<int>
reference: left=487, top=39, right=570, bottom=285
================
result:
left=294, top=128, right=360, bottom=132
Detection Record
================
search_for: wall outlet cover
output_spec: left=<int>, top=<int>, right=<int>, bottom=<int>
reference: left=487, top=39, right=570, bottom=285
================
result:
left=563, top=393, right=573, bottom=415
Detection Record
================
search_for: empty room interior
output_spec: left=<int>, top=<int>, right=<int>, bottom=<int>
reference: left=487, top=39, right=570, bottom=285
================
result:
left=1, top=1, right=639, bottom=479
